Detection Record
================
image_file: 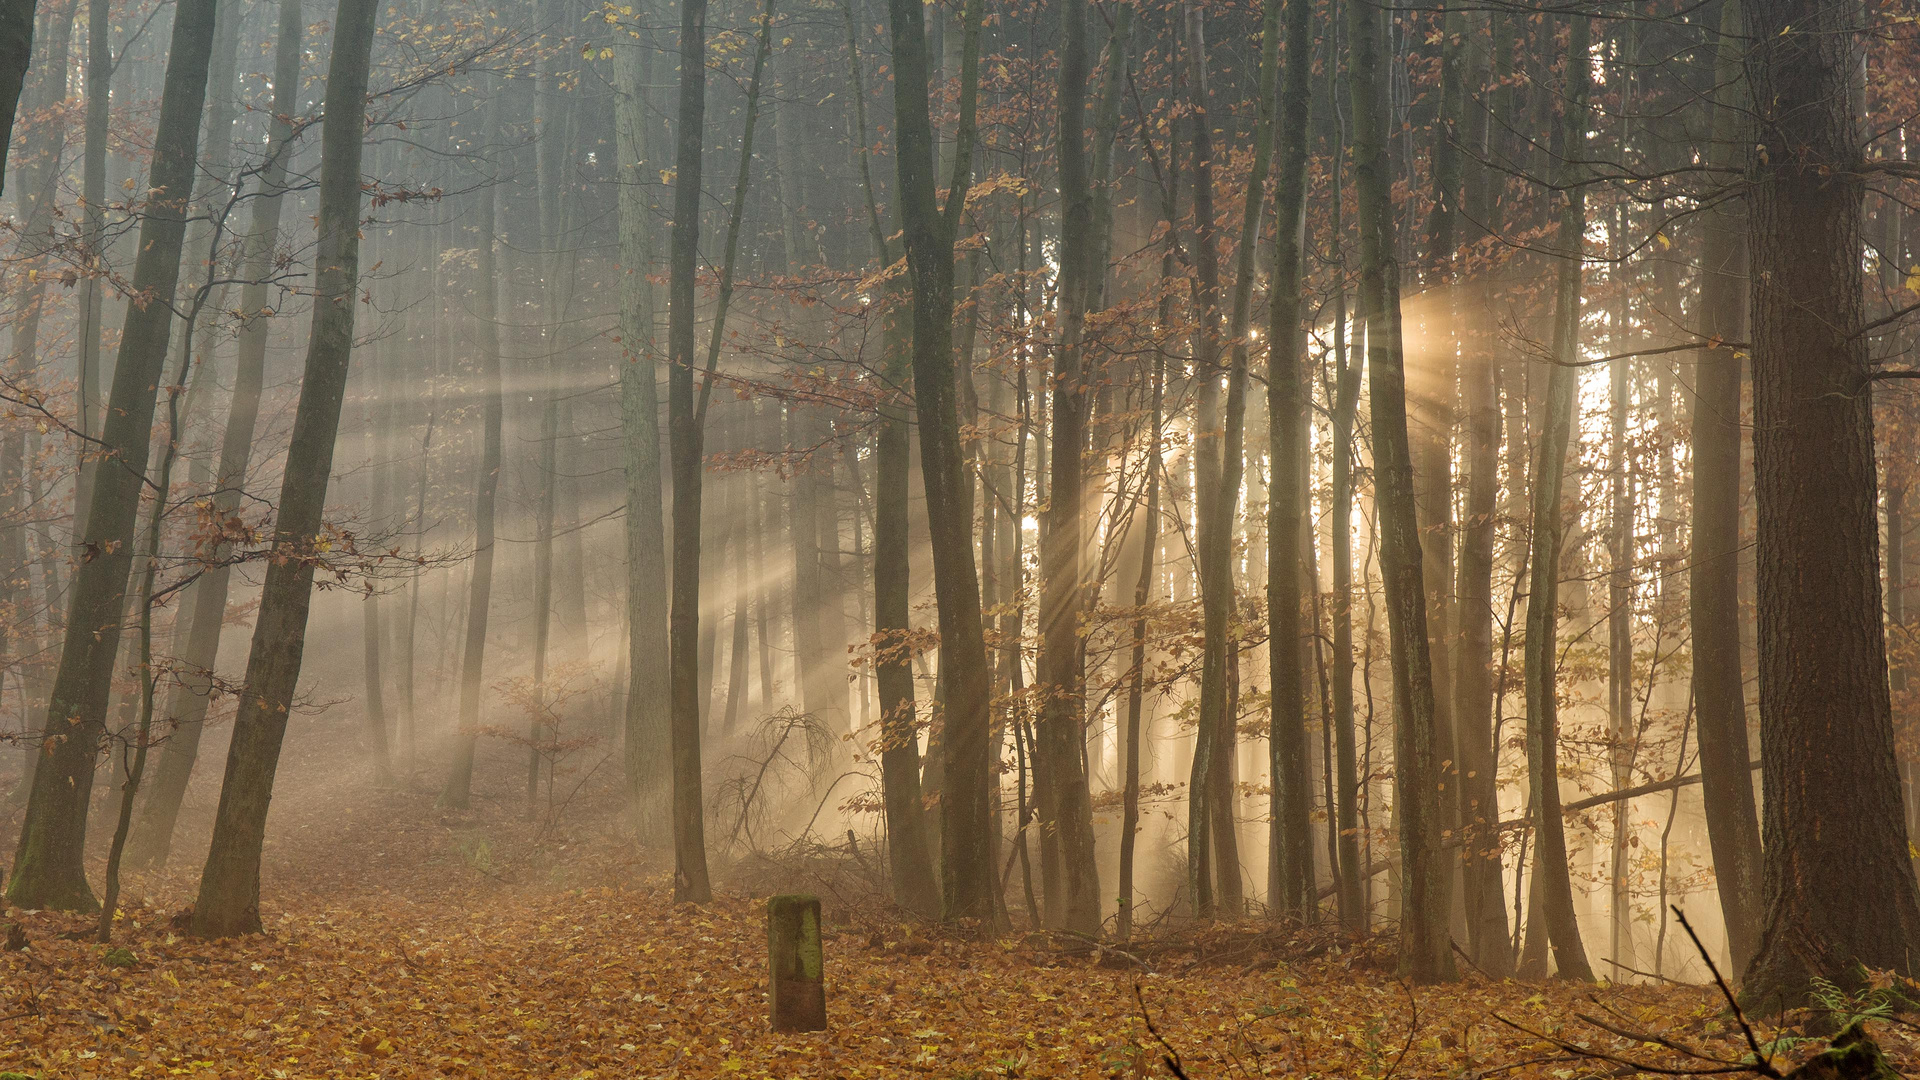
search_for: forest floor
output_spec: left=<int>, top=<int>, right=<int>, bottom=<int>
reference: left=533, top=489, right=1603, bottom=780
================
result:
left=1, top=725, right=1916, bottom=1079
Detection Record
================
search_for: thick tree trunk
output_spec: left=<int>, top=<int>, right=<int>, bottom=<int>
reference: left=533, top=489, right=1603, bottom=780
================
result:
left=192, top=0, right=380, bottom=936
left=6, top=0, right=219, bottom=914
left=1740, top=0, right=1920, bottom=1004
left=1346, top=0, right=1454, bottom=980
left=0, top=0, right=38, bottom=198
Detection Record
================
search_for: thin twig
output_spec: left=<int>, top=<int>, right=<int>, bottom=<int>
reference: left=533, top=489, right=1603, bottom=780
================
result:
left=1133, top=982, right=1193, bottom=1080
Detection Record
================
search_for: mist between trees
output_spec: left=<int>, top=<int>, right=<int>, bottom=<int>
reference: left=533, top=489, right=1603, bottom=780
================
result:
left=0, top=0, right=1915, bottom=1010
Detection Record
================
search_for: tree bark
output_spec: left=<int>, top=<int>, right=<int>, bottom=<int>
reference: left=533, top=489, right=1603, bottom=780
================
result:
left=1688, top=0, right=1765, bottom=977
left=75, top=0, right=108, bottom=512
left=1184, top=2, right=1246, bottom=919
left=192, top=0, right=380, bottom=936
left=843, top=1, right=939, bottom=915
left=1265, top=0, right=1315, bottom=923
left=1326, top=52, right=1366, bottom=927
left=1036, top=0, right=1104, bottom=935
left=1740, top=0, right=1920, bottom=1004
left=123, top=0, right=304, bottom=868
left=614, top=13, right=671, bottom=831
left=664, top=0, right=714, bottom=904
left=1346, top=0, right=1455, bottom=980
left=1518, top=10, right=1595, bottom=982
left=885, top=0, right=994, bottom=924
left=436, top=89, right=508, bottom=813
left=1452, top=8, right=1513, bottom=976
left=6, top=0, right=219, bottom=914
left=0, top=0, right=38, bottom=198
left=1418, top=3, right=1465, bottom=948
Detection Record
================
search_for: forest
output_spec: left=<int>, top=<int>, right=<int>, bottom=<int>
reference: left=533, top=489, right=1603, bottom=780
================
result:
left=0, top=0, right=1919, bottom=1071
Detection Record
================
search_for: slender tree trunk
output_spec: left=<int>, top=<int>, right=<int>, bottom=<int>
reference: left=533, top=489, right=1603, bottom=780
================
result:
left=614, top=9, right=671, bottom=831
left=1265, top=0, right=1315, bottom=922
left=842, top=0, right=939, bottom=914
left=665, top=0, right=715, bottom=903
left=1451, top=6, right=1513, bottom=976
left=1326, top=53, right=1366, bottom=928
left=1418, top=0, right=1465, bottom=944
left=1346, top=0, right=1454, bottom=980
left=1119, top=355, right=1162, bottom=939
left=125, top=0, right=303, bottom=868
left=99, top=179, right=209, bottom=941
left=1036, top=0, right=1105, bottom=935
left=1518, top=11, right=1595, bottom=982
left=75, top=0, right=108, bottom=513
left=362, top=346, right=395, bottom=786
left=1184, top=2, right=1246, bottom=918
left=1688, top=0, right=1764, bottom=976
left=192, top=0, right=380, bottom=936
left=6, top=0, right=218, bottom=913
left=1740, top=0, right=1920, bottom=1003
left=1606, top=316, right=1631, bottom=977
left=527, top=41, right=570, bottom=814
left=436, top=90, right=508, bottom=813
left=885, top=0, right=994, bottom=924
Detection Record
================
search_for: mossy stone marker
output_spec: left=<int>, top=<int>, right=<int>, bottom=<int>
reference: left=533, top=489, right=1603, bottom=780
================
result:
left=767, top=894, right=826, bottom=1032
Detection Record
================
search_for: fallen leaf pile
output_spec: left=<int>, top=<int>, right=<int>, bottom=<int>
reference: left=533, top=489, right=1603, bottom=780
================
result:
left=0, top=740, right=1912, bottom=1078
left=8, top=881, right=1917, bottom=1078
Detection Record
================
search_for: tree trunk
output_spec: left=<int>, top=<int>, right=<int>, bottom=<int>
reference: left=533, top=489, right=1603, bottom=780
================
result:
left=1418, top=0, right=1465, bottom=947
left=361, top=352, right=394, bottom=786
left=1326, top=56, right=1366, bottom=927
left=1451, top=5, right=1513, bottom=976
left=75, top=0, right=108, bottom=513
left=1740, top=0, right=1920, bottom=1004
left=614, top=10, right=671, bottom=831
left=1346, top=0, right=1454, bottom=980
left=121, top=0, right=304, bottom=868
left=885, top=0, right=994, bottom=924
left=6, top=0, right=218, bottom=914
left=436, top=88, right=507, bottom=813
left=1119, top=355, right=1162, bottom=939
left=1035, top=0, right=1105, bottom=936
left=1265, top=0, right=1315, bottom=922
left=1518, top=10, right=1595, bottom=982
left=1688, top=0, right=1765, bottom=977
left=0, top=0, right=38, bottom=198
left=665, top=0, right=714, bottom=904
left=843, top=1, right=939, bottom=915
left=527, top=38, right=571, bottom=815
left=1183, top=2, right=1247, bottom=919
left=192, top=0, right=380, bottom=936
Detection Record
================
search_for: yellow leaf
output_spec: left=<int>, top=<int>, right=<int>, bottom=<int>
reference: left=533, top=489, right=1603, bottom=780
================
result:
left=1905, top=265, right=1920, bottom=294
